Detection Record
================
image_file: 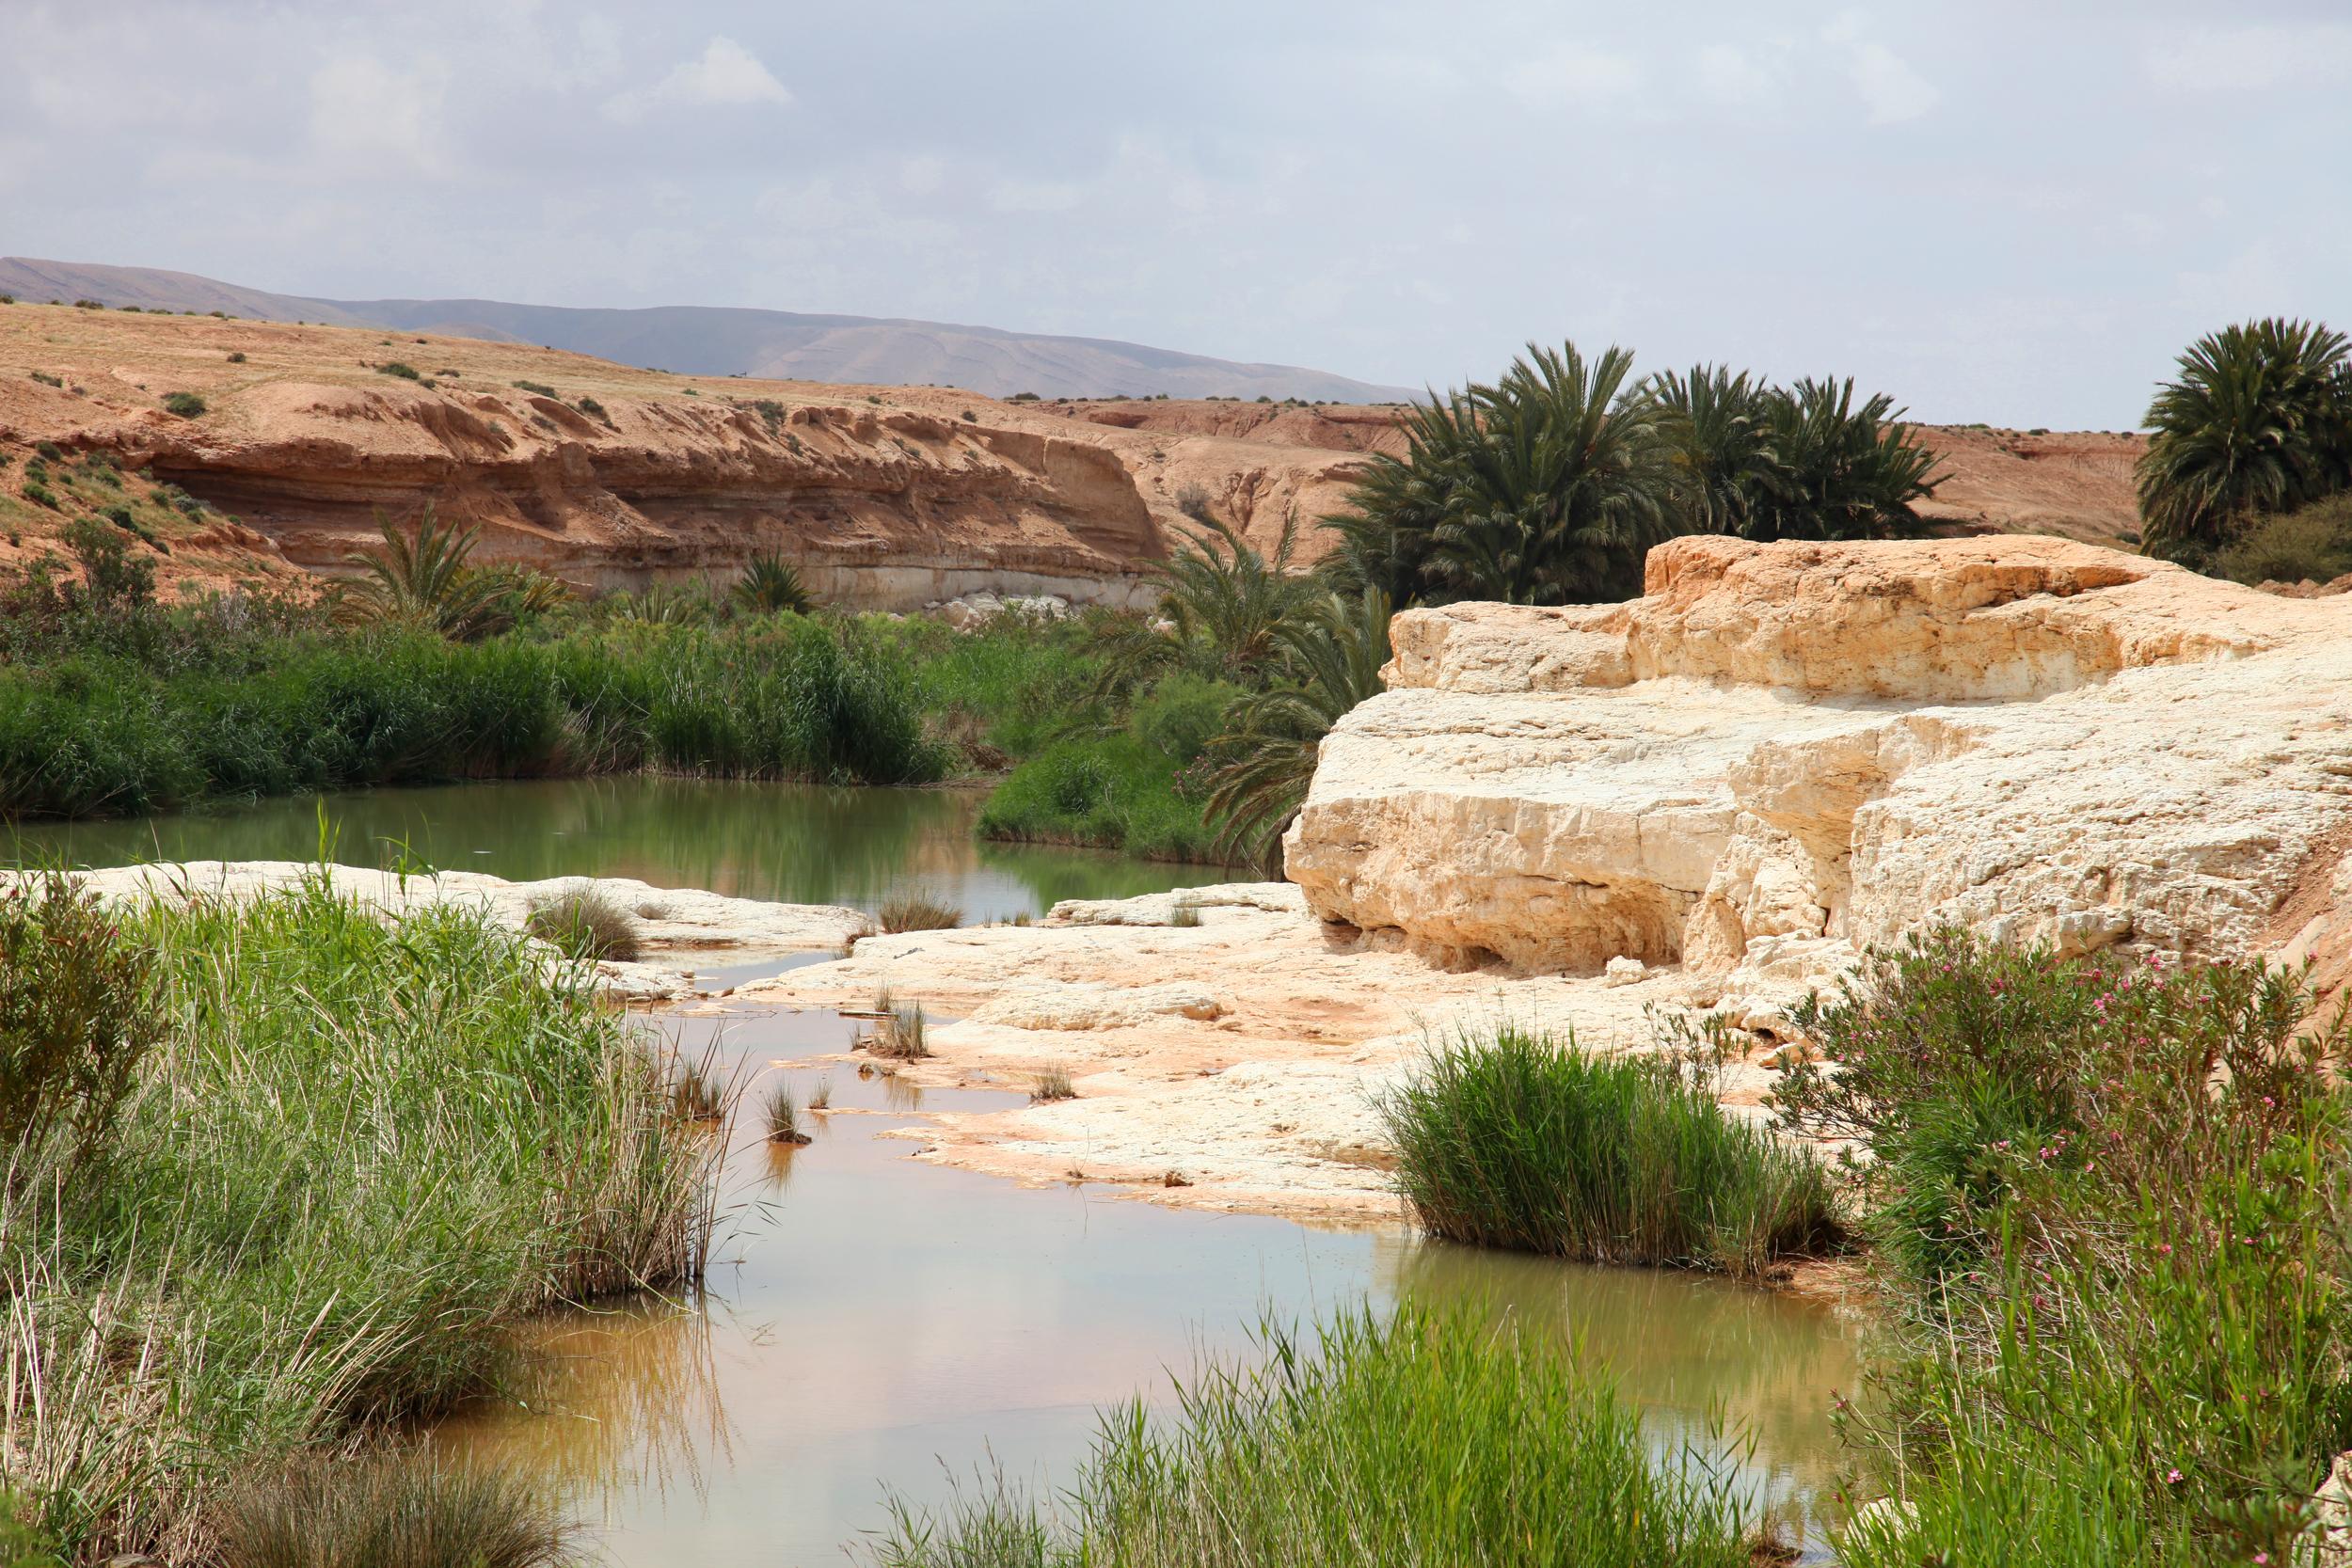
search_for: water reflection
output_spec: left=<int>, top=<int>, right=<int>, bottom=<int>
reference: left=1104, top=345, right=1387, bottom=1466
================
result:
left=440, top=1004, right=1864, bottom=1567
left=1, top=776, right=1229, bottom=921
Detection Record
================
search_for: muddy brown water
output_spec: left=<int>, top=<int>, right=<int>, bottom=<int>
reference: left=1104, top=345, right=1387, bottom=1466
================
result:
left=444, top=1001, right=1864, bottom=1565
left=9, top=778, right=1866, bottom=1564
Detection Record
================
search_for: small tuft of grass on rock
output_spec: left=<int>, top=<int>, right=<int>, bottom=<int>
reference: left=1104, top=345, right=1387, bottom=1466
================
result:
left=525, top=886, right=640, bottom=962
left=878, top=894, right=962, bottom=934
left=761, top=1082, right=810, bottom=1145
left=1031, top=1067, right=1075, bottom=1103
left=868, top=1002, right=931, bottom=1061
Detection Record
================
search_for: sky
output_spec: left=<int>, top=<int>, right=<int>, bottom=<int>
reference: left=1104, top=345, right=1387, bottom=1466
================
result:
left=3, top=1, right=2347, bottom=428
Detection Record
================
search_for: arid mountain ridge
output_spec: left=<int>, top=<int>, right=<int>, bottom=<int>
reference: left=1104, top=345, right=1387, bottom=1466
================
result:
left=0, top=293, right=2145, bottom=605
left=0, top=257, right=1420, bottom=404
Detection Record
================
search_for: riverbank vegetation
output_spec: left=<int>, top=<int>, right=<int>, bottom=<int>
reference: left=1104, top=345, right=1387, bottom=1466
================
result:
left=871, top=1305, right=1766, bottom=1568
left=1380, top=1023, right=1840, bottom=1279
left=0, top=873, right=718, bottom=1561
left=1776, top=930, right=2352, bottom=1566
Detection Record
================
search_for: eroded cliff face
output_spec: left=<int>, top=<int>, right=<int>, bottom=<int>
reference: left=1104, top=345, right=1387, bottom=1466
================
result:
left=0, top=304, right=1170, bottom=607
left=1289, top=536, right=2352, bottom=1001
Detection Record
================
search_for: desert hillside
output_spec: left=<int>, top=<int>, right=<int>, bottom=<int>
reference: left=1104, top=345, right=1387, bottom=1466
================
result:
left=0, top=257, right=1420, bottom=404
left=0, top=300, right=2144, bottom=602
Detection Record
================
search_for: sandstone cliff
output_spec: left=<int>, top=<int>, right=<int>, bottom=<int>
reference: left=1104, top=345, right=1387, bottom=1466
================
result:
left=1289, top=536, right=2352, bottom=1009
left=0, top=302, right=2146, bottom=604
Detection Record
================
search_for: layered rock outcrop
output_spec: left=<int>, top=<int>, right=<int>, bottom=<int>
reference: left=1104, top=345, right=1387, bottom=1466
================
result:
left=1289, top=535, right=2352, bottom=990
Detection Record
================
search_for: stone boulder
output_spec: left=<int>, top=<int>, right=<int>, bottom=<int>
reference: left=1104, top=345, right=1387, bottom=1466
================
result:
left=1287, top=536, right=2352, bottom=987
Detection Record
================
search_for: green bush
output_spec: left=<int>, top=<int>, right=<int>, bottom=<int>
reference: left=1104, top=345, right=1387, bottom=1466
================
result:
left=22, top=483, right=56, bottom=510
left=873, top=1306, right=1759, bottom=1568
left=0, top=875, right=164, bottom=1165
left=1127, top=672, right=1242, bottom=767
left=977, top=733, right=1221, bottom=863
left=511, top=380, right=557, bottom=398
left=1786, top=933, right=2352, bottom=1566
left=160, top=391, right=206, bottom=419
left=2212, top=493, right=2352, bottom=586
left=1381, top=1024, right=1840, bottom=1278
left=377, top=361, right=422, bottom=381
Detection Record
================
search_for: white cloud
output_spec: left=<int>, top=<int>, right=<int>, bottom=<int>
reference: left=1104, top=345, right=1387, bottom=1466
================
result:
left=308, top=54, right=453, bottom=175
left=602, top=36, right=788, bottom=123
left=1505, top=41, right=1644, bottom=109
left=1694, top=42, right=1778, bottom=107
left=1821, top=13, right=1938, bottom=124
left=2141, top=24, right=2352, bottom=94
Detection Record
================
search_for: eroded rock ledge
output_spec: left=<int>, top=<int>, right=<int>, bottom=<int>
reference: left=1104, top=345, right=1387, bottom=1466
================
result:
left=1288, top=535, right=2352, bottom=991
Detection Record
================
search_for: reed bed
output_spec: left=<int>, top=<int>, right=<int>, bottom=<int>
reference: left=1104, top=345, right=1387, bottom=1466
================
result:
left=0, top=875, right=721, bottom=1560
left=869, top=1305, right=1760, bottom=1568
left=1378, top=1024, right=1840, bottom=1279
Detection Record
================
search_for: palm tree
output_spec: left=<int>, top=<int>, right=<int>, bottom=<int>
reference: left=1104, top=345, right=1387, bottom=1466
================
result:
left=2137, top=318, right=2352, bottom=565
left=1654, top=365, right=1785, bottom=537
left=1322, top=390, right=1482, bottom=604
left=340, top=506, right=566, bottom=640
left=1203, top=587, right=1391, bottom=872
left=340, top=506, right=504, bottom=639
left=1323, top=343, right=1672, bottom=608
left=1743, top=378, right=1941, bottom=543
left=1425, top=344, right=1672, bottom=604
left=734, top=550, right=813, bottom=615
left=1098, top=510, right=1316, bottom=698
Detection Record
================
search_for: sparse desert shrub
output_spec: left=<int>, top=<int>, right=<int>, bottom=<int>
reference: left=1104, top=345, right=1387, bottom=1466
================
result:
left=878, top=893, right=961, bottom=933
left=1174, top=481, right=1216, bottom=525
left=524, top=885, right=639, bottom=962
left=2212, top=493, right=2352, bottom=586
left=28, top=372, right=62, bottom=388
left=34, top=442, right=61, bottom=463
left=1031, top=1067, right=1075, bottom=1103
left=227, top=351, right=246, bottom=363
left=1380, top=1023, right=1840, bottom=1279
left=376, top=361, right=422, bottom=381
left=161, top=391, right=206, bottom=419
left=575, top=396, right=610, bottom=423
left=21, top=483, right=56, bottom=510
left=512, top=380, right=557, bottom=398
left=212, top=1453, right=577, bottom=1568
left=872, top=1306, right=1758, bottom=1568
left=72, top=299, right=101, bottom=310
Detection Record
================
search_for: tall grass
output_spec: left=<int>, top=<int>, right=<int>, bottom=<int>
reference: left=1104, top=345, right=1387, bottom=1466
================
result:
left=1379, top=1025, right=1840, bottom=1279
left=0, top=611, right=948, bottom=820
left=212, top=1453, right=576, bottom=1568
left=870, top=1305, right=1760, bottom=1568
left=0, top=878, right=721, bottom=1560
left=1781, top=931, right=2352, bottom=1567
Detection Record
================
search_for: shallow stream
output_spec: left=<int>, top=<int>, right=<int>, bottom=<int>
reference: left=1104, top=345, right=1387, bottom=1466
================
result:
left=8, top=778, right=1865, bottom=1564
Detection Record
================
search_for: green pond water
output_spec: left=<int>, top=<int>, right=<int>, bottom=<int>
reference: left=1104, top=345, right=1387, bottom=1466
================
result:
left=8, top=779, right=1865, bottom=1564
left=1, top=776, right=1230, bottom=921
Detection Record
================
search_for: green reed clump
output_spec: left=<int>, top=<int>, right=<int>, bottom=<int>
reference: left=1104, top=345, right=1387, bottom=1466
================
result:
left=870, top=1305, right=1758, bottom=1568
left=1790, top=931, right=2352, bottom=1568
left=0, top=879, right=720, bottom=1560
left=1379, top=1024, right=1840, bottom=1278
left=976, top=733, right=1224, bottom=863
left=212, top=1452, right=577, bottom=1568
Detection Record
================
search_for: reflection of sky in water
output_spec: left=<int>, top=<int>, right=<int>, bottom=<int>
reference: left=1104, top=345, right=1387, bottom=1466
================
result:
left=441, top=1005, right=1866, bottom=1567
left=0, top=776, right=1228, bottom=921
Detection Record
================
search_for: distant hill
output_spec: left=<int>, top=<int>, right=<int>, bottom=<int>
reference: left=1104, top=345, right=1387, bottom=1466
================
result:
left=0, top=256, right=1417, bottom=404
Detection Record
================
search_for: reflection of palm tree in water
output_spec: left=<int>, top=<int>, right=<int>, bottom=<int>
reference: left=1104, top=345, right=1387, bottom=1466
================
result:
left=1375, top=1231, right=1863, bottom=1495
